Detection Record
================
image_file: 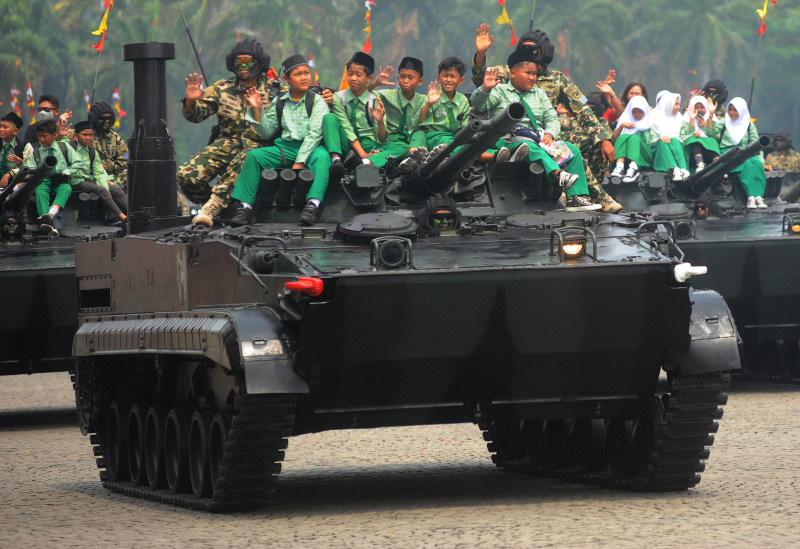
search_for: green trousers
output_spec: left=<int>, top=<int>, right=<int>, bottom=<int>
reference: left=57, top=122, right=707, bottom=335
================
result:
left=231, top=138, right=330, bottom=205
left=35, top=179, right=72, bottom=216
left=614, top=133, right=654, bottom=169
left=652, top=139, right=688, bottom=172
left=425, top=131, right=465, bottom=155
left=683, top=135, right=720, bottom=169
left=321, top=114, right=413, bottom=169
left=494, top=139, right=589, bottom=198
left=722, top=146, right=767, bottom=197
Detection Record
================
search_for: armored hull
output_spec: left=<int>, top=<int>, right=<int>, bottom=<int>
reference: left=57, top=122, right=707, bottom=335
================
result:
left=606, top=142, right=800, bottom=376
left=70, top=42, right=738, bottom=512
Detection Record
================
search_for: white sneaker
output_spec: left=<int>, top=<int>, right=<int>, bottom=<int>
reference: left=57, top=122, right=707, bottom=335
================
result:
left=510, top=143, right=529, bottom=162
left=495, top=147, right=511, bottom=163
left=611, top=164, right=625, bottom=178
left=424, top=143, right=448, bottom=163
left=695, top=161, right=706, bottom=172
left=672, top=167, right=684, bottom=181
left=557, top=170, right=579, bottom=190
left=681, top=169, right=691, bottom=180
left=746, top=196, right=757, bottom=209
left=755, top=196, right=768, bottom=209
left=565, top=195, right=602, bottom=212
left=622, top=167, right=639, bottom=183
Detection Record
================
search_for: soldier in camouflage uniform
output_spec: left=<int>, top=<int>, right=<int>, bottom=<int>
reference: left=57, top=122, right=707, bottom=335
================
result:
left=88, top=102, right=128, bottom=192
left=179, top=39, right=285, bottom=227
left=772, top=131, right=800, bottom=204
left=471, top=25, right=622, bottom=213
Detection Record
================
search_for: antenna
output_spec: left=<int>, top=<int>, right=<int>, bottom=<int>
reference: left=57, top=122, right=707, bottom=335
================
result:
left=175, top=0, right=209, bottom=84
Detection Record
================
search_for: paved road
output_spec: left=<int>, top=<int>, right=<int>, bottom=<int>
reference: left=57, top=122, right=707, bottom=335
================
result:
left=2, top=372, right=800, bottom=548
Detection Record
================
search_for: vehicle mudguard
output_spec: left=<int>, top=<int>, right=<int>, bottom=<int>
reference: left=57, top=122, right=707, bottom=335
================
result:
left=227, top=308, right=309, bottom=394
left=669, top=289, right=741, bottom=375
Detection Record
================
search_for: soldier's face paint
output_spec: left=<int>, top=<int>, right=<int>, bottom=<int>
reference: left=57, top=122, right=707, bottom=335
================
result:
left=509, top=62, right=538, bottom=92
left=727, top=105, right=739, bottom=121
left=776, top=138, right=787, bottom=150
left=437, top=68, right=465, bottom=95
left=234, top=56, right=259, bottom=81
left=95, top=117, right=113, bottom=133
left=397, top=69, right=423, bottom=97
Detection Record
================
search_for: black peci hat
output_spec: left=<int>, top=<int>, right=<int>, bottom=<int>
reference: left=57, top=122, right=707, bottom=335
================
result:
left=1, top=112, right=23, bottom=129
left=349, top=52, right=375, bottom=74
left=507, top=48, right=539, bottom=70
left=398, top=56, right=423, bottom=76
left=281, top=54, right=308, bottom=76
left=74, top=120, right=93, bottom=133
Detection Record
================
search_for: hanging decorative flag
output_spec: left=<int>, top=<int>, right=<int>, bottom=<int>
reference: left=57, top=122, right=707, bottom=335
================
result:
left=112, top=87, right=127, bottom=128
left=309, top=53, right=320, bottom=85
left=362, top=0, right=376, bottom=54
left=756, top=0, right=774, bottom=35
left=236, top=30, right=242, bottom=42
left=15, top=57, right=22, bottom=67
left=91, top=0, right=114, bottom=52
left=10, top=89, right=22, bottom=117
left=26, top=81, right=35, bottom=124
left=83, top=90, right=91, bottom=111
left=152, top=17, right=157, bottom=27
left=495, top=0, right=518, bottom=47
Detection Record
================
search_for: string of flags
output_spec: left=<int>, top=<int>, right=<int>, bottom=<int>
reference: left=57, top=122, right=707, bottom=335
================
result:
left=363, top=0, right=376, bottom=54
left=309, top=53, right=320, bottom=85
left=26, top=82, right=35, bottom=124
left=495, top=0, right=518, bottom=47
left=91, top=0, right=114, bottom=52
left=757, top=0, right=777, bottom=35
left=83, top=90, right=91, bottom=111
left=10, top=89, right=22, bottom=117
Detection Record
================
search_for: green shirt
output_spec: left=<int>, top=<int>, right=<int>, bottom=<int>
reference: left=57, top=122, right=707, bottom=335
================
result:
left=22, top=138, right=84, bottom=178
left=373, top=88, right=425, bottom=139
left=714, top=121, right=764, bottom=162
left=471, top=82, right=561, bottom=138
left=246, top=91, right=328, bottom=165
left=1, top=139, right=16, bottom=177
left=419, top=92, right=470, bottom=134
left=70, top=143, right=109, bottom=189
left=332, top=89, right=379, bottom=143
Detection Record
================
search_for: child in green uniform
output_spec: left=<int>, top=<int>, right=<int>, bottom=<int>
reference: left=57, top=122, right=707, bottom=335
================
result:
left=0, top=112, right=24, bottom=188
left=680, top=96, right=719, bottom=173
left=416, top=56, right=471, bottom=162
left=20, top=119, right=86, bottom=235
left=230, top=54, right=331, bottom=226
left=371, top=57, right=429, bottom=174
left=322, top=52, right=386, bottom=180
left=716, top=97, right=768, bottom=209
left=610, top=96, right=654, bottom=182
left=649, top=92, right=690, bottom=181
left=471, top=48, right=600, bottom=212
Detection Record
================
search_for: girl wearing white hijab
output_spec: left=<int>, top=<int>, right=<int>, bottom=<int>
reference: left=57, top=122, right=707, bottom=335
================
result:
left=680, top=96, right=720, bottom=172
left=650, top=92, right=690, bottom=181
left=610, top=95, right=654, bottom=182
left=717, top=97, right=767, bottom=208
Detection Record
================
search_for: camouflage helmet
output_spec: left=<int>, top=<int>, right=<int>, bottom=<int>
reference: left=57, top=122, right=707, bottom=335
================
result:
left=225, top=39, right=270, bottom=75
left=702, top=79, right=728, bottom=105
left=516, top=29, right=555, bottom=68
left=88, top=102, right=115, bottom=125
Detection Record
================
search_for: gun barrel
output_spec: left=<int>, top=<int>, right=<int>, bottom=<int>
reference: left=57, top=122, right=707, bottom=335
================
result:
left=685, top=134, right=772, bottom=193
left=1, top=155, right=57, bottom=213
left=407, top=102, right=524, bottom=194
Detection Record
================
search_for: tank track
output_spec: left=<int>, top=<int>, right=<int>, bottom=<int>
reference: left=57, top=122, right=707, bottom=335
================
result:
left=93, top=393, right=296, bottom=513
left=480, top=372, right=730, bottom=491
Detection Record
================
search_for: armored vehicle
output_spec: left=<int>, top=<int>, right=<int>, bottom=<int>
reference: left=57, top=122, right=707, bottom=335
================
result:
left=606, top=138, right=800, bottom=377
left=0, top=143, right=119, bottom=375
left=72, top=43, right=739, bottom=512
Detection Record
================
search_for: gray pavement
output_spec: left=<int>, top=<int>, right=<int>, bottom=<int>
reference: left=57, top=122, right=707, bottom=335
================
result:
left=2, top=372, right=800, bottom=548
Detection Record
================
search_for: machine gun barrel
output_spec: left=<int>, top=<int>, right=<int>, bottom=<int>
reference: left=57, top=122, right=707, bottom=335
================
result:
left=407, top=102, right=524, bottom=194
left=0, top=155, right=57, bottom=213
left=685, top=134, right=772, bottom=194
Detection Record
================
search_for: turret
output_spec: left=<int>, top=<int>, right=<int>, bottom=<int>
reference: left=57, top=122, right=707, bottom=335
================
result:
left=122, top=42, right=178, bottom=233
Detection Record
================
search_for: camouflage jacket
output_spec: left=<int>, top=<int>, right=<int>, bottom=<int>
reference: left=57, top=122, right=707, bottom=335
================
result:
left=471, top=54, right=612, bottom=145
left=65, top=128, right=128, bottom=178
left=766, top=149, right=800, bottom=173
left=181, top=76, right=286, bottom=148
left=93, top=129, right=128, bottom=178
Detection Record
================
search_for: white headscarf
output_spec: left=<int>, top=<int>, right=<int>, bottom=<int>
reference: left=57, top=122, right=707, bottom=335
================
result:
left=687, top=96, right=711, bottom=137
left=617, top=95, right=653, bottom=135
left=651, top=92, right=683, bottom=139
left=655, top=89, right=669, bottom=106
left=724, top=97, right=751, bottom=145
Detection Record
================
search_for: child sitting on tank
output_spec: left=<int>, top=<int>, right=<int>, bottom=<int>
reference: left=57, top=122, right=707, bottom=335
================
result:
left=610, top=96, right=653, bottom=183
left=230, top=54, right=331, bottom=227
left=680, top=96, right=719, bottom=173
left=470, top=48, right=600, bottom=212
left=415, top=56, right=471, bottom=163
left=648, top=92, right=690, bottom=182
